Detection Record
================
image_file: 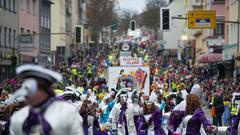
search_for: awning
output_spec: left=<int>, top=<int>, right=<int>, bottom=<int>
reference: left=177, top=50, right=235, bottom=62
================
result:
left=197, top=53, right=222, bottom=63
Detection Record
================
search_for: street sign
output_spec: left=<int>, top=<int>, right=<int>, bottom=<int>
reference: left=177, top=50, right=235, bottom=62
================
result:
left=188, top=10, right=216, bottom=29
left=19, top=35, right=34, bottom=44
left=120, top=57, right=143, bottom=66
left=18, top=35, right=35, bottom=52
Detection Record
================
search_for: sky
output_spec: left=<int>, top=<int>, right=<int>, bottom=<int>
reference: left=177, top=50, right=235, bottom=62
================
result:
left=118, top=0, right=146, bottom=13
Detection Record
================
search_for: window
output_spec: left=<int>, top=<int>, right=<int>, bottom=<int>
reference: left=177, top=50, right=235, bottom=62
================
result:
left=8, top=29, right=11, bottom=47
left=21, top=28, right=24, bottom=34
left=8, top=0, right=11, bottom=11
left=13, top=0, right=16, bottom=12
left=0, top=27, right=2, bottom=46
left=3, top=0, right=6, bottom=9
left=214, top=23, right=225, bottom=36
left=21, top=0, right=24, bottom=10
left=0, top=0, right=3, bottom=8
left=214, top=0, right=225, bottom=2
left=27, top=29, right=30, bottom=34
left=27, top=0, right=30, bottom=13
left=4, top=27, right=7, bottom=47
left=41, top=16, right=44, bottom=27
left=33, top=0, right=36, bottom=15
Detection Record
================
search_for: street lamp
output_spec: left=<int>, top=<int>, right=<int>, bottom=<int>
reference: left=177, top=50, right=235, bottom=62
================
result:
left=181, top=34, right=188, bottom=41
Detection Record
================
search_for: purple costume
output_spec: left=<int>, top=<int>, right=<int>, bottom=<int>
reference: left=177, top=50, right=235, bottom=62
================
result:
left=80, top=112, right=101, bottom=135
left=168, top=110, right=185, bottom=135
left=227, top=109, right=240, bottom=135
left=184, top=108, right=211, bottom=135
left=137, top=108, right=166, bottom=135
left=23, top=98, right=55, bottom=135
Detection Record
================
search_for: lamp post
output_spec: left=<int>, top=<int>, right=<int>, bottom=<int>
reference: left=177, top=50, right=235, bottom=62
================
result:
left=238, top=0, right=240, bottom=52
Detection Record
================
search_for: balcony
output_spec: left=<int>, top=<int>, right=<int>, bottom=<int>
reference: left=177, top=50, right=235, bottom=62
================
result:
left=191, top=0, right=204, bottom=10
left=212, top=0, right=225, bottom=4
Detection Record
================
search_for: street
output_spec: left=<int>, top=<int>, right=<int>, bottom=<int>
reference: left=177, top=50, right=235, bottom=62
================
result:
left=0, top=0, right=240, bottom=135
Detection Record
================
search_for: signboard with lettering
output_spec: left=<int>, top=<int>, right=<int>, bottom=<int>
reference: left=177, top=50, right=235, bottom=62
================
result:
left=120, top=57, right=143, bottom=66
left=188, top=10, right=216, bottom=29
left=18, top=35, right=35, bottom=52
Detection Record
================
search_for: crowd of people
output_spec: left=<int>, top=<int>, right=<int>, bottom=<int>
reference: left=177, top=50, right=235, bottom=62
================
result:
left=0, top=39, right=239, bottom=135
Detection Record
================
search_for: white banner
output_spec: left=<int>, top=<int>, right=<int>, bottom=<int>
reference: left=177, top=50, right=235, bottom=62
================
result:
left=120, top=57, right=143, bottom=66
left=108, top=67, right=150, bottom=95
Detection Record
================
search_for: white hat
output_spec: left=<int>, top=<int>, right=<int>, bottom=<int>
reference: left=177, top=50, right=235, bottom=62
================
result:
left=17, top=64, right=62, bottom=84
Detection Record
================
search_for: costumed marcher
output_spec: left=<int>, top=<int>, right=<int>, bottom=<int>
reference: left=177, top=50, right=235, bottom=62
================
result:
left=176, top=94, right=216, bottom=135
left=137, top=96, right=166, bottom=135
left=168, top=84, right=199, bottom=134
left=99, top=94, right=114, bottom=124
left=109, top=90, right=137, bottom=135
left=227, top=108, right=240, bottom=135
left=80, top=96, right=101, bottom=135
left=131, top=90, right=141, bottom=131
left=8, top=64, right=83, bottom=135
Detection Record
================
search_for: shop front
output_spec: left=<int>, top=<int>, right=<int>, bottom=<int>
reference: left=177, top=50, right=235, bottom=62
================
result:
left=0, top=51, right=13, bottom=82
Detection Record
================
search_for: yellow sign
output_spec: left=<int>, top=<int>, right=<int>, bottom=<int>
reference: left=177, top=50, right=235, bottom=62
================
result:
left=188, top=10, right=216, bottom=29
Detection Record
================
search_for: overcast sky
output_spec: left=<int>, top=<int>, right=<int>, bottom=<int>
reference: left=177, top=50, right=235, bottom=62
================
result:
left=118, top=0, right=146, bottom=13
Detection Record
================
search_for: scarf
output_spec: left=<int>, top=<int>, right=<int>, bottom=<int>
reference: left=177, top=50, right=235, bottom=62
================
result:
left=118, top=104, right=129, bottom=135
left=80, top=112, right=100, bottom=135
left=22, top=98, right=55, bottom=135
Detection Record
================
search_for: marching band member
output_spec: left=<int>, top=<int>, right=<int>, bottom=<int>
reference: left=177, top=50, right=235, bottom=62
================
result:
left=9, top=64, right=83, bottom=135
left=109, top=90, right=137, bottom=135
left=137, top=96, right=166, bottom=135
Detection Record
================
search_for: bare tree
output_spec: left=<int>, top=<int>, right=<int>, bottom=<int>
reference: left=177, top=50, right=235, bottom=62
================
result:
left=86, top=0, right=116, bottom=42
left=116, top=10, right=138, bottom=36
left=140, top=0, right=165, bottom=39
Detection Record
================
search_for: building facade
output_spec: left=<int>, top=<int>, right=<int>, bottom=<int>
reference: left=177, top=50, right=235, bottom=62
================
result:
left=0, top=0, right=18, bottom=81
left=51, top=0, right=67, bottom=67
left=18, top=0, right=39, bottom=63
left=51, top=0, right=80, bottom=67
left=162, top=0, right=187, bottom=49
left=39, top=0, right=52, bottom=67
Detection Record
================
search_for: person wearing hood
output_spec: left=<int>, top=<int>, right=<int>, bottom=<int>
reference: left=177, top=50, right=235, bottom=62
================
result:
left=168, top=83, right=204, bottom=134
left=191, top=81, right=202, bottom=100
left=137, top=96, right=166, bottom=135
left=9, top=64, right=83, bottom=135
left=109, top=90, right=137, bottom=135
left=176, top=94, right=216, bottom=135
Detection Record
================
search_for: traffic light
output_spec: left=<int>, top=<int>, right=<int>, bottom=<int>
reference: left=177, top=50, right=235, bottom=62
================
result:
left=161, top=8, right=170, bottom=31
left=130, top=20, right=136, bottom=31
left=11, top=56, right=17, bottom=66
left=75, top=25, right=83, bottom=43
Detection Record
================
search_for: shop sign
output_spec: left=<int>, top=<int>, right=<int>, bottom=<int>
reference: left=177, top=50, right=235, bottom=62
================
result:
left=120, top=57, right=143, bottom=66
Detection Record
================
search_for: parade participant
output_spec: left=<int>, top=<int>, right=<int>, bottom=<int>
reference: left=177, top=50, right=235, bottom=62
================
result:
left=99, top=94, right=114, bottom=124
left=155, top=90, right=165, bottom=126
left=80, top=97, right=101, bottom=135
left=137, top=97, right=166, bottom=135
left=9, top=64, right=83, bottom=135
left=131, top=90, right=141, bottom=130
left=109, top=90, right=137, bottom=135
left=227, top=108, right=240, bottom=135
left=176, top=94, right=216, bottom=135
left=168, top=84, right=198, bottom=134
